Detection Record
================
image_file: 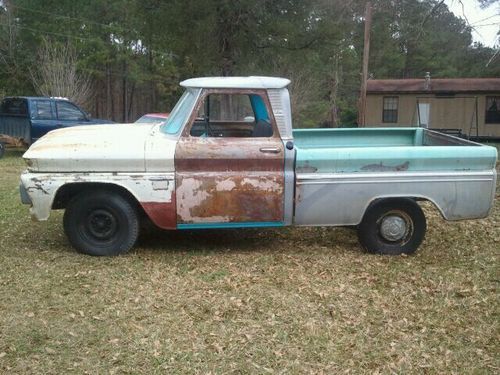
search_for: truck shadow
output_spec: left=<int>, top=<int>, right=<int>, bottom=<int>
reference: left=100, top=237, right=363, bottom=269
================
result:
left=136, top=225, right=361, bottom=256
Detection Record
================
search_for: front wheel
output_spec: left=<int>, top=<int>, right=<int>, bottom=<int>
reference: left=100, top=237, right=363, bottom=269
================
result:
left=63, top=191, right=139, bottom=256
left=357, top=198, right=426, bottom=255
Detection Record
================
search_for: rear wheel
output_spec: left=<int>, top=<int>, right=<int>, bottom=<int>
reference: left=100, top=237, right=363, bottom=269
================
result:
left=357, top=198, right=426, bottom=255
left=63, top=191, right=139, bottom=256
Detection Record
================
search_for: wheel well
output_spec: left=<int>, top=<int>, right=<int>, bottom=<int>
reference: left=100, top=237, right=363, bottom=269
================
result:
left=52, top=182, right=140, bottom=211
left=364, top=196, right=444, bottom=219
left=362, top=197, right=421, bottom=219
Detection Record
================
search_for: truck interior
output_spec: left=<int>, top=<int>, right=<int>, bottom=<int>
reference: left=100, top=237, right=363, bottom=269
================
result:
left=190, top=93, right=273, bottom=138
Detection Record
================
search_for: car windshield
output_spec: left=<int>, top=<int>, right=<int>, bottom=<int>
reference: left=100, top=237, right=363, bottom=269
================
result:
left=161, top=89, right=200, bottom=135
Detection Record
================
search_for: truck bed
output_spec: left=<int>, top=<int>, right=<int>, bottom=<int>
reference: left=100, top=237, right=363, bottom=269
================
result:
left=293, top=128, right=497, bottom=173
left=0, top=115, right=31, bottom=143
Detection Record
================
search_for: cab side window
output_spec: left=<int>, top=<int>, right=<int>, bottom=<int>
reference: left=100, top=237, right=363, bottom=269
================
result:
left=32, top=100, right=54, bottom=120
left=190, top=93, right=273, bottom=138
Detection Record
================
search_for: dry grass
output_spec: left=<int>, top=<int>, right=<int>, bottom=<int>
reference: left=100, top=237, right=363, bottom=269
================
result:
left=0, top=149, right=499, bottom=374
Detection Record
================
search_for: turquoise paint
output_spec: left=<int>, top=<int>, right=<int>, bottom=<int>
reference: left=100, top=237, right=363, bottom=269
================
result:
left=294, top=128, right=498, bottom=173
left=178, top=221, right=284, bottom=229
left=249, top=94, right=269, bottom=122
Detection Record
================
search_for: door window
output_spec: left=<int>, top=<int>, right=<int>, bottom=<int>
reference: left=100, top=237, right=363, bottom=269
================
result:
left=56, top=101, right=86, bottom=121
left=190, top=93, right=273, bottom=138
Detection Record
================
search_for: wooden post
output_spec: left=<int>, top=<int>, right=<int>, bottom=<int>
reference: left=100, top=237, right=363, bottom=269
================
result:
left=358, top=1, right=372, bottom=127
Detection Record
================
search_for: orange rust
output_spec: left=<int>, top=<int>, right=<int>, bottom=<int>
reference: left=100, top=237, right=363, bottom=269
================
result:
left=176, top=137, right=283, bottom=172
left=177, top=174, right=283, bottom=223
left=140, top=191, right=177, bottom=229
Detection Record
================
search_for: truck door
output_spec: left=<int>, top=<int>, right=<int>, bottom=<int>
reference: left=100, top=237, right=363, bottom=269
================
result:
left=30, top=99, right=57, bottom=142
left=175, top=89, right=285, bottom=228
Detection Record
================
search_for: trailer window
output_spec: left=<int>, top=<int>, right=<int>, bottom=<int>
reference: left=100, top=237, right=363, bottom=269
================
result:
left=485, top=97, right=500, bottom=124
left=383, top=96, right=398, bottom=123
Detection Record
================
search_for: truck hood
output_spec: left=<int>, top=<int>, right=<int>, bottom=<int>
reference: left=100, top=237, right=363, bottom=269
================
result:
left=24, top=124, right=155, bottom=172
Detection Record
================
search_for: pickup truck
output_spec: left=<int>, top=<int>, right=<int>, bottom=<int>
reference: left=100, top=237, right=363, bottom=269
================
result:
left=19, top=77, right=498, bottom=256
left=0, top=96, right=112, bottom=148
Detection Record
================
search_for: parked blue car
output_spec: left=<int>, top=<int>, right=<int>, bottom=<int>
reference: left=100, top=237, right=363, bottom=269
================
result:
left=0, top=96, right=112, bottom=145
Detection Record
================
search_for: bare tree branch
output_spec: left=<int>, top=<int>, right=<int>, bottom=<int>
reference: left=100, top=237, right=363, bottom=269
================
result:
left=29, top=38, right=93, bottom=107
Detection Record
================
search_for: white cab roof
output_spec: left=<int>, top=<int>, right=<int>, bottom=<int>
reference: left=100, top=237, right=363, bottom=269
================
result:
left=180, top=76, right=291, bottom=89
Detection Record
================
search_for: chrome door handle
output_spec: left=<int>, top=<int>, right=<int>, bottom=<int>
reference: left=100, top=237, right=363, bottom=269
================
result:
left=259, top=147, right=281, bottom=154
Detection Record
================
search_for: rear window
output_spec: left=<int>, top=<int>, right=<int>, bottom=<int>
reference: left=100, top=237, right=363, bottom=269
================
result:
left=0, top=98, right=28, bottom=116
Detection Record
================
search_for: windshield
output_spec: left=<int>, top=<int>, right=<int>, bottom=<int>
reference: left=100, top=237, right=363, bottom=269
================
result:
left=160, top=89, right=200, bottom=135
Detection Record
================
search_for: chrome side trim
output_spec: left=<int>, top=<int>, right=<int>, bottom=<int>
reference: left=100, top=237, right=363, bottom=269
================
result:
left=297, top=170, right=495, bottom=183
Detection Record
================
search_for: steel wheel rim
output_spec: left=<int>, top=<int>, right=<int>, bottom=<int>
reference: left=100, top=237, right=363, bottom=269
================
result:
left=378, top=210, right=413, bottom=244
left=86, top=209, right=118, bottom=240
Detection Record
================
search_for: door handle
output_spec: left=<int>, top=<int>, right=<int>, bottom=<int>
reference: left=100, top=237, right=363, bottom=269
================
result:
left=259, top=147, right=281, bottom=154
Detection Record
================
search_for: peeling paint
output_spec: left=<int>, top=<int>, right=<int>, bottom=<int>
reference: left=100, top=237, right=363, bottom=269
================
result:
left=175, top=131, right=285, bottom=224
left=361, top=161, right=410, bottom=172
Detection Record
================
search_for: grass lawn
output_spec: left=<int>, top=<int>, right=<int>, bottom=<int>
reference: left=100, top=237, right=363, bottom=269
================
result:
left=0, top=148, right=498, bottom=373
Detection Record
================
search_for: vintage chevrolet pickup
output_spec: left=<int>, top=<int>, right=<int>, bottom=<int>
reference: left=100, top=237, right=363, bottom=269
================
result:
left=20, top=77, right=498, bottom=256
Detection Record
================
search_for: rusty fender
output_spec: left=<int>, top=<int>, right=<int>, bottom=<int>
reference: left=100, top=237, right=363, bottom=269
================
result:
left=19, top=172, right=176, bottom=229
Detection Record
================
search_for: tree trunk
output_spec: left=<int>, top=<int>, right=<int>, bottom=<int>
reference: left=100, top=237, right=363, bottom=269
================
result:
left=122, top=60, right=128, bottom=123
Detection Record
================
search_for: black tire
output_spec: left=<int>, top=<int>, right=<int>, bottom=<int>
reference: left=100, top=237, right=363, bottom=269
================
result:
left=357, top=198, right=426, bottom=255
left=0, top=143, right=5, bottom=159
left=63, top=191, right=139, bottom=256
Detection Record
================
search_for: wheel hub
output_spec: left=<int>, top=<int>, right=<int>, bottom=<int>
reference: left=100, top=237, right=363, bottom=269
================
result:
left=87, top=209, right=117, bottom=240
left=379, top=214, right=407, bottom=242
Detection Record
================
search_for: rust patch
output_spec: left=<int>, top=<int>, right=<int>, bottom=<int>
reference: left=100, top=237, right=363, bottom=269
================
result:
left=176, top=174, right=283, bottom=223
left=361, top=161, right=410, bottom=172
left=141, top=194, right=177, bottom=230
left=296, top=163, right=318, bottom=173
left=175, top=138, right=283, bottom=172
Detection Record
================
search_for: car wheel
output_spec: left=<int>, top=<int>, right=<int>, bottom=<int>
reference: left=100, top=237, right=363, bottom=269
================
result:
left=63, top=191, right=139, bottom=256
left=357, top=198, right=426, bottom=255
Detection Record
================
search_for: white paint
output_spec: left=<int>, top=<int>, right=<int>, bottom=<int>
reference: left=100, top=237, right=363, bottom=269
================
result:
left=176, top=177, right=211, bottom=222
left=267, top=88, right=293, bottom=139
left=216, top=179, right=236, bottom=191
left=181, top=76, right=291, bottom=89
left=241, top=177, right=282, bottom=192
left=20, top=172, right=175, bottom=221
left=23, top=123, right=178, bottom=174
